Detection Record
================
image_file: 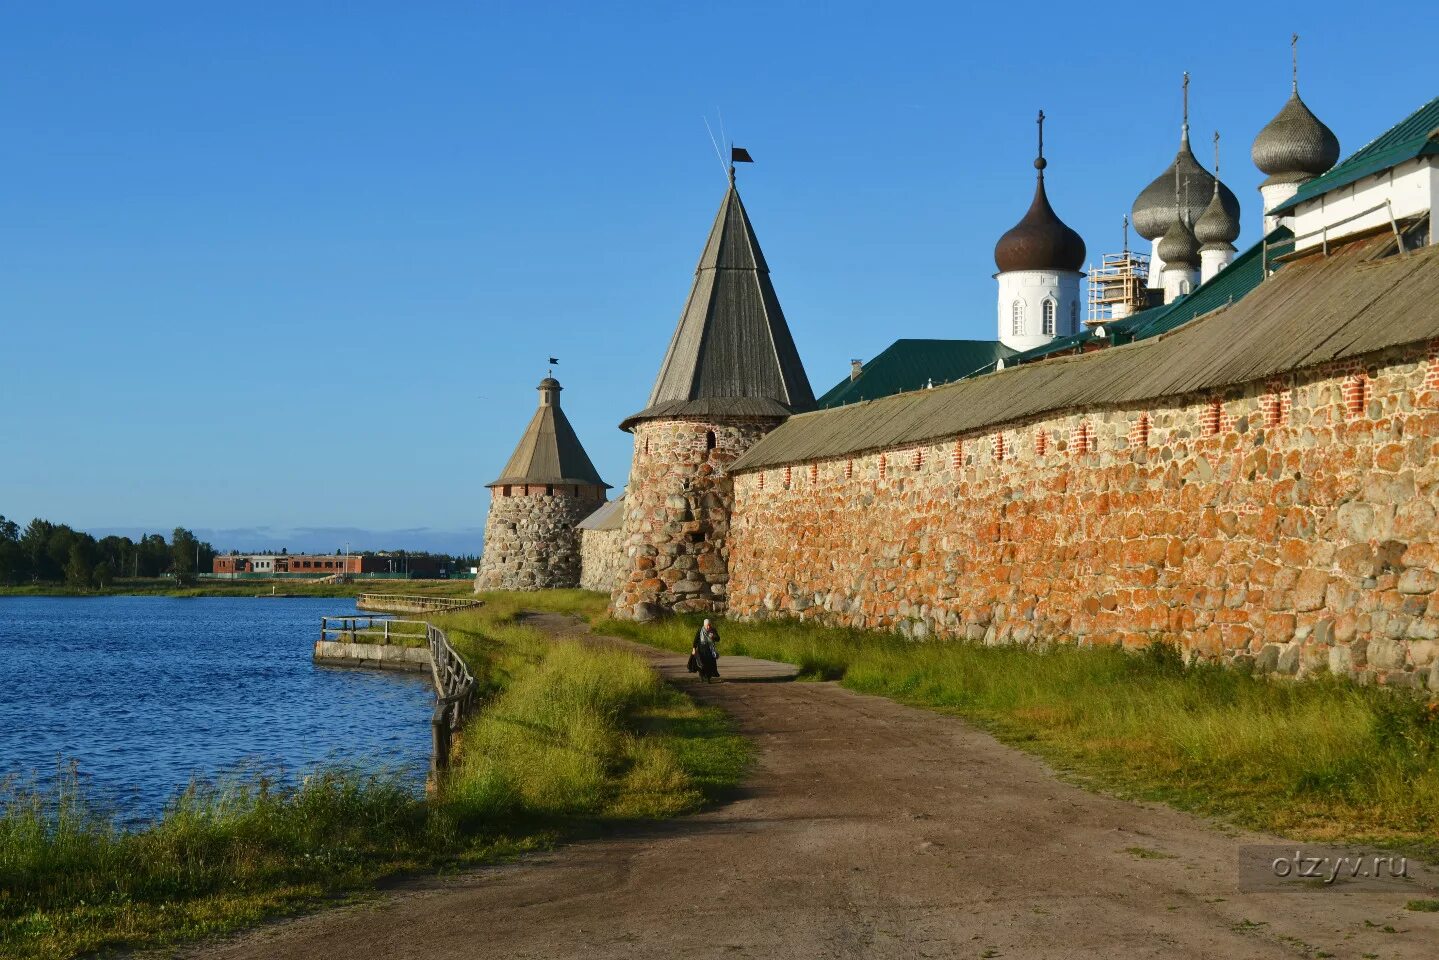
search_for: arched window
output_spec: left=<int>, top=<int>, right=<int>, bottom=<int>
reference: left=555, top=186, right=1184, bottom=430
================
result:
left=1070, top=301, right=1078, bottom=332
left=1180, top=280, right=1191, bottom=295
left=1042, top=299, right=1056, bottom=336
left=1011, top=300, right=1024, bottom=337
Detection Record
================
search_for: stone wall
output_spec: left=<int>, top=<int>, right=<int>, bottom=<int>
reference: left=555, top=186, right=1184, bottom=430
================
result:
left=728, top=341, right=1439, bottom=691
left=610, top=418, right=779, bottom=619
left=580, top=527, right=627, bottom=593
left=475, top=489, right=604, bottom=591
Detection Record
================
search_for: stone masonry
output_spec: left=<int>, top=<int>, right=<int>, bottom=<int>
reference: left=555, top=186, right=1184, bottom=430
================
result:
left=727, top=341, right=1439, bottom=691
left=610, top=418, right=779, bottom=619
left=580, top=526, right=627, bottom=593
left=476, top=487, right=604, bottom=591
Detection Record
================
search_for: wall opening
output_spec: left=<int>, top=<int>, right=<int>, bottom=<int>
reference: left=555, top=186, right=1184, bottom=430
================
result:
left=994, top=433, right=1006, bottom=462
left=783, top=466, right=792, bottom=489
left=912, top=448, right=924, bottom=470
left=1035, top=431, right=1047, bottom=457
left=1344, top=373, right=1369, bottom=418
left=706, top=430, right=717, bottom=451
left=1201, top=398, right=1223, bottom=437
left=1134, top=412, right=1151, bottom=447
left=845, top=459, right=854, bottom=479
left=879, top=454, right=887, bottom=479
left=809, top=463, right=818, bottom=483
left=952, top=440, right=963, bottom=469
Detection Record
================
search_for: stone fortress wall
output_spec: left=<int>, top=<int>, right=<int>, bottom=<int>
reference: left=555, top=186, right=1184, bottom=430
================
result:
left=609, top=418, right=778, bottom=620
left=580, top=526, right=627, bottom=593
left=720, top=340, right=1439, bottom=691
left=476, top=486, right=605, bottom=591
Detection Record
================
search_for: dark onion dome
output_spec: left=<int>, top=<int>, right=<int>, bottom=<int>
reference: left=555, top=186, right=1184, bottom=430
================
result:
left=1251, top=91, right=1340, bottom=185
left=1132, top=134, right=1241, bottom=241
left=1194, top=183, right=1240, bottom=248
left=994, top=159, right=1086, bottom=272
left=1158, top=214, right=1200, bottom=269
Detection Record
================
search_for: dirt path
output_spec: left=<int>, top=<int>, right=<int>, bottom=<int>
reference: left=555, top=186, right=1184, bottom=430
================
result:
left=191, top=615, right=1438, bottom=960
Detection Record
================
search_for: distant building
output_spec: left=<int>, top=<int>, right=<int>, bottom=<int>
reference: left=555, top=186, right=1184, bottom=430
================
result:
left=211, top=553, right=449, bottom=578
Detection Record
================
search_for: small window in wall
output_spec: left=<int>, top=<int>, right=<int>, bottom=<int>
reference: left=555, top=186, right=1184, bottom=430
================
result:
left=1042, top=299, right=1056, bottom=336
left=501, top=485, right=511, bottom=497
left=1070, top=301, right=1078, bottom=333
left=1011, top=301, right=1024, bottom=337
left=545, top=484, right=554, bottom=496
left=1180, top=280, right=1192, bottom=295
left=705, top=430, right=717, bottom=451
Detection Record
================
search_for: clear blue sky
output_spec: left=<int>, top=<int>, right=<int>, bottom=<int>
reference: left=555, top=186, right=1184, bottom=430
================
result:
left=1, top=2, right=1430, bottom=552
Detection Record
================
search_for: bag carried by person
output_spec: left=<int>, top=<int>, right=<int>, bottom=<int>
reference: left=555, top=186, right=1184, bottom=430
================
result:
left=686, top=653, right=699, bottom=673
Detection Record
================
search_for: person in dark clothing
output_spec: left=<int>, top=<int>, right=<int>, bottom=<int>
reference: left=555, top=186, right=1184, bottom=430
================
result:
left=692, top=618, right=721, bottom=682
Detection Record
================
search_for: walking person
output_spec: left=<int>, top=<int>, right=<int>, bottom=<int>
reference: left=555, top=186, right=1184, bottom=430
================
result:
left=691, top=618, right=721, bottom=682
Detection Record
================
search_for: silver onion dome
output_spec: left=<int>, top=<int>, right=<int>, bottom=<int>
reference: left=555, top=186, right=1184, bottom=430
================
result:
left=1251, top=91, right=1340, bottom=185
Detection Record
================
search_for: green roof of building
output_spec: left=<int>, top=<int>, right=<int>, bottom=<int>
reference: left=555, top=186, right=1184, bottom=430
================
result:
left=1271, top=95, right=1439, bottom=214
left=817, top=339, right=1017, bottom=408
left=1106, top=226, right=1294, bottom=342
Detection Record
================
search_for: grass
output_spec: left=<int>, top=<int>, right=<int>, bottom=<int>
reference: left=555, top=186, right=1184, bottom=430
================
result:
left=0, top=591, right=748, bottom=960
left=593, top=612, right=1439, bottom=848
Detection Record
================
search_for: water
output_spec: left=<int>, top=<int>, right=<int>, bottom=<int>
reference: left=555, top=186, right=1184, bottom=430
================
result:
left=0, top=596, right=435, bottom=822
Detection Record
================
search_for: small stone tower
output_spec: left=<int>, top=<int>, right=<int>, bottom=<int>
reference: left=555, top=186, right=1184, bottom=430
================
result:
left=611, top=164, right=815, bottom=620
left=475, top=377, right=609, bottom=592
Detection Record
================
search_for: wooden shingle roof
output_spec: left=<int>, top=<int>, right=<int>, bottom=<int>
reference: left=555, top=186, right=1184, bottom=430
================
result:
left=489, top=379, right=609, bottom=489
left=620, top=181, right=815, bottom=430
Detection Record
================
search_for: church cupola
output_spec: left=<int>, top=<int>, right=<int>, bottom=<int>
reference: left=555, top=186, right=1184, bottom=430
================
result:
left=1132, top=73, right=1240, bottom=289
left=1158, top=170, right=1200, bottom=304
left=1252, top=34, right=1339, bottom=231
left=1194, top=132, right=1240, bottom=282
left=994, top=111, right=1086, bottom=351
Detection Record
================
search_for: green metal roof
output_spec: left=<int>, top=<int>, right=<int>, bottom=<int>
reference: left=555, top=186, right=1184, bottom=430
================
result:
left=1271, top=95, right=1439, bottom=214
left=817, top=339, right=1016, bottom=407
left=1106, top=226, right=1294, bottom=342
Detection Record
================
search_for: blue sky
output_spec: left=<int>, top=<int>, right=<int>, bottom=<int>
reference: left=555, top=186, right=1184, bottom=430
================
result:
left=1, top=2, right=1430, bottom=552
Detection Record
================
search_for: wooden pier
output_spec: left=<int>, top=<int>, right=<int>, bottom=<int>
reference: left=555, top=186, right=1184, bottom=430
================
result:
left=355, top=593, right=485, bottom=614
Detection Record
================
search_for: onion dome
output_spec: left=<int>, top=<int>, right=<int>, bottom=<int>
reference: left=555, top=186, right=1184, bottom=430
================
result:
left=1158, top=215, right=1200, bottom=269
left=1133, top=75, right=1240, bottom=240
left=1194, top=132, right=1240, bottom=249
left=994, top=110, right=1086, bottom=273
left=1251, top=95, right=1339, bottom=186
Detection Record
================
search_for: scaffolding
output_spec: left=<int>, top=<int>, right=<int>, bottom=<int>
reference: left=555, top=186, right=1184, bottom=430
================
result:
left=1086, top=248, right=1151, bottom=325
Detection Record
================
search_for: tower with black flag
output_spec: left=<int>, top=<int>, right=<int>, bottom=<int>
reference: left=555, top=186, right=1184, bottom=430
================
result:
left=610, top=149, right=815, bottom=620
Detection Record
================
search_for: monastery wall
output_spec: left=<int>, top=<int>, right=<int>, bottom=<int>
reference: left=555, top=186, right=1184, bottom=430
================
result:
left=580, top=527, right=627, bottom=593
left=727, top=341, right=1439, bottom=691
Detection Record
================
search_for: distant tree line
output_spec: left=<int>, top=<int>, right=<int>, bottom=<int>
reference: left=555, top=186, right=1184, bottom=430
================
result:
left=0, top=516, right=216, bottom=588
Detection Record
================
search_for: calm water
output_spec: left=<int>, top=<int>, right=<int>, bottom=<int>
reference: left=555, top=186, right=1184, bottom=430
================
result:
left=0, top=596, right=435, bottom=821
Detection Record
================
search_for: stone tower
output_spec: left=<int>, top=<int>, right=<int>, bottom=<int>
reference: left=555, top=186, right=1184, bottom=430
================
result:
left=475, top=377, right=609, bottom=592
left=611, top=167, right=814, bottom=620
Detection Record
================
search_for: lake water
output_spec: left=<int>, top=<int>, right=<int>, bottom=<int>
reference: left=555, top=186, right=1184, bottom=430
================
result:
left=0, top=596, right=435, bottom=822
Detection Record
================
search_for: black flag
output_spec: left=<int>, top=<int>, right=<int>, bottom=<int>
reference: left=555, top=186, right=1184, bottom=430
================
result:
left=730, top=146, right=753, bottom=164
left=548, top=357, right=559, bottom=365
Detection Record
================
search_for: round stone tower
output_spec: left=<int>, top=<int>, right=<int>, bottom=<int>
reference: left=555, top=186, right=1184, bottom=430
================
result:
left=475, top=377, right=609, bottom=592
left=611, top=163, right=815, bottom=620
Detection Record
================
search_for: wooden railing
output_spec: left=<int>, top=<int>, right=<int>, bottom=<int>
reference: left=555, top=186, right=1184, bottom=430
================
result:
left=356, top=593, right=485, bottom=614
left=319, top=615, right=428, bottom=645
left=425, top=622, right=477, bottom=783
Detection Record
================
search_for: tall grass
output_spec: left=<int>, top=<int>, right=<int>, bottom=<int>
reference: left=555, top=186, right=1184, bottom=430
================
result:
left=596, top=613, right=1439, bottom=846
left=1, top=593, right=746, bottom=960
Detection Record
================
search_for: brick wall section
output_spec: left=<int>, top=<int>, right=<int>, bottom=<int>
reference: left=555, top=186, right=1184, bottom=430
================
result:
left=475, top=488, right=604, bottom=591
left=728, top=342, right=1439, bottom=692
left=610, top=417, right=779, bottom=620
left=580, top=527, right=627, bottom=593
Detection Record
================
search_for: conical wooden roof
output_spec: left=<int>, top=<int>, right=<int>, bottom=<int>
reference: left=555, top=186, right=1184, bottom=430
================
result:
left=620, top=179, right=815, bottom=430
left=488, top=378, right=609, bottom=488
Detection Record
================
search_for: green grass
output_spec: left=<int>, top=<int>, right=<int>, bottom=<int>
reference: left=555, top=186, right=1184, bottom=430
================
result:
left=0, top=593, right=747, bottom=960
left=594, top=612, right=1439, bottom=847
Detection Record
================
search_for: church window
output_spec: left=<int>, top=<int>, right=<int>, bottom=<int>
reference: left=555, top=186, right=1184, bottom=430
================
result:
left=1042, top=299, right=1056, bottom=336
left=1011, top=300, right=1024, bottom=336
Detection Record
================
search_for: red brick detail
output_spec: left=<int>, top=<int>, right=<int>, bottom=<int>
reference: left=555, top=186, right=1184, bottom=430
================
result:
left=845, top=459, right=854, bottom=480
left=1035, top=431, right=1047, bottom=457
left=1071, top=421, right=1092, bottom=456
left=757, top=471, right=765, bottom=491
left=993, top=433, right=1006, bottom=462
left=912, top=448, right=924, bottom=470
left=1130, top=413, right=1151, bottom=448
left=1260, top=391, right=1284, bottom=427
left=879, top=454, right=887, bottom=479
left=783, top=466, right=792, bottom=489
left=809, top=463, right=818, bottom=484
left=1200, top=398, right=1222, bottom=436
left=1343, top=374, right=1368, bottom=418
left=951, top=441, right=963, bottom=469
left=1422, top=356, right=1439, bottom=408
